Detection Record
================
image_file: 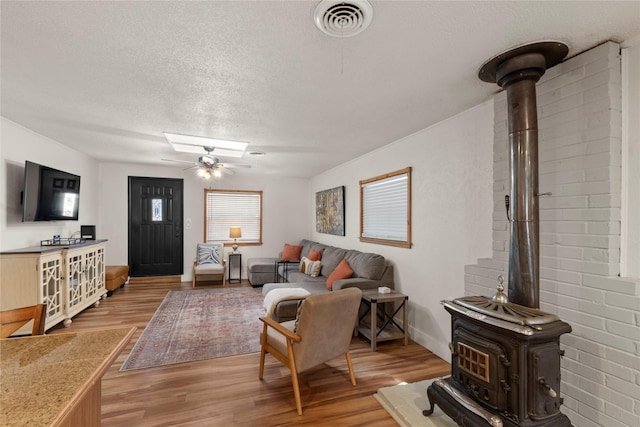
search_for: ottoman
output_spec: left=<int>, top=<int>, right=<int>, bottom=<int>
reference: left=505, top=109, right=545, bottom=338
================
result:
left=105, top=265, right=129, bottom=296
left=247, top=257, right=279, bottom=287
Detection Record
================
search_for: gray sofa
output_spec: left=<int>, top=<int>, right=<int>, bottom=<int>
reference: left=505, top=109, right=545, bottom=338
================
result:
left=261, top=239, right=394, bottom=321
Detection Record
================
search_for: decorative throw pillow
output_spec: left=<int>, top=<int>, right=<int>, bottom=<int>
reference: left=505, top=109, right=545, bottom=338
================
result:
left=197, top=243, right=222, bottom=265
left=307, top=249, right=322, bottom=261
left=281, top=243, right=303, bottom=261
left=300, top=257, right=322, bottom=277
left=326, top=258, right=353, bottom=291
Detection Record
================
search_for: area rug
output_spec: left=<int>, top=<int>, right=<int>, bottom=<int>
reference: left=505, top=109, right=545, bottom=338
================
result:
left=121, top=287, right=265, bottom=371
left=374, top=379, right=458, bottom=427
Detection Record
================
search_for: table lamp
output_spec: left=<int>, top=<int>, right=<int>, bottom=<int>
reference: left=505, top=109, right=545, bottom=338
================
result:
left=229, top=227, right=242, bottom=252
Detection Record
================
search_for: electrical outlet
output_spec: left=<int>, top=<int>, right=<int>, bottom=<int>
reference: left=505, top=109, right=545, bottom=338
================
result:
left=186, top=218, right=191, bottom=229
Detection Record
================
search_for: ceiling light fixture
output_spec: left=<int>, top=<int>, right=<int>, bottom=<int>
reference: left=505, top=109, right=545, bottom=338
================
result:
left=314, top=0, right=373, bottom=38
left=164, top=132, right=249, bottom=158
left=197, top=167, right=212, bottom=179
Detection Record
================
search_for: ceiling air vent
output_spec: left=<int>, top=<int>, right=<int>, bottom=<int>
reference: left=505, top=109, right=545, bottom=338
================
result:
left=314, top=0, right=373, bottom=38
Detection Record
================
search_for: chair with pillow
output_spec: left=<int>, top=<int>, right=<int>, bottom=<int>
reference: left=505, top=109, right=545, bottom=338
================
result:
left=258, top=287, right=362, bottom=415
left=193, top=242, right=226, bottom=288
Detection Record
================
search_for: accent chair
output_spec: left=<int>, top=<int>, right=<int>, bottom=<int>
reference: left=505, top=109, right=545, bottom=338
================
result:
left=258, top=287, right=362, bottom=415
left=193, top=242, right=226, bottom=287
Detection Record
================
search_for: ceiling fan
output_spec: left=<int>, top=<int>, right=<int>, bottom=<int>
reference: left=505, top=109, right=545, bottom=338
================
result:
left=162, top=146, right=251, bottom=178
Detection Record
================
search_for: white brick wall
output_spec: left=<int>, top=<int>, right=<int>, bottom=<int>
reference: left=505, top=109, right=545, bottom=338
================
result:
left=465, top=42, right=640, bottom=427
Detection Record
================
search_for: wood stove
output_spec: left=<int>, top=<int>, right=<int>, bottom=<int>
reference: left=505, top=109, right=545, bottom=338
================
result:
left=424, top=286, right=572, bottom=427
left=424, top=41, right=573, bottom=427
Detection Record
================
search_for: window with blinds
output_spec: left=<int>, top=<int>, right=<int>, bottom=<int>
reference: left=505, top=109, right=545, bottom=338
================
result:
left=359, top=167, right=411, bottom=248
left=204, top=190, right=262, bottom=245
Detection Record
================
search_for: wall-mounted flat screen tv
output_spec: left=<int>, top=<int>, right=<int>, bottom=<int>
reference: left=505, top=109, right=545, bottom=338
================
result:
left=22, top=161, right=81, bottom=221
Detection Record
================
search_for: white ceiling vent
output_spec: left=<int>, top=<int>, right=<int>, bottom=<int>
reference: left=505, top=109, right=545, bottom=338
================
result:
left=314, top=0, right=373, bottom=38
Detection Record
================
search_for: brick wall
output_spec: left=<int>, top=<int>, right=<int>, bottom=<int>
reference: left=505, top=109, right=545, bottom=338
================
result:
left=464, top=42, right=640, bottom=427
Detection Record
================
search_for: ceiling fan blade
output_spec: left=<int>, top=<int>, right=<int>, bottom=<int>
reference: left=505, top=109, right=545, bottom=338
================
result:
left=162, top=158, right=197, bottom=165
left=218, top=163, right=251, bottom=168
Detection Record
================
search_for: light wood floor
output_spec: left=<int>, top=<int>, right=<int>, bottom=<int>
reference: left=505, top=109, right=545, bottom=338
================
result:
left=48, top=278, right=450, bottom=426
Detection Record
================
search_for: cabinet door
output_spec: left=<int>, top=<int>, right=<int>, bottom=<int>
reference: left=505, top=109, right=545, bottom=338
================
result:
left=65, top=248, right=85, bottom=315
left=84, top=244, right=106, bottom=300
left=39, top=252, right=64, bottom=328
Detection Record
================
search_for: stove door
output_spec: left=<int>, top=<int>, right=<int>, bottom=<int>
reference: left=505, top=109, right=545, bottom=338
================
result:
left=529, top=342, right=564, bottom=420
left=453, top=327, right=510, bottom=412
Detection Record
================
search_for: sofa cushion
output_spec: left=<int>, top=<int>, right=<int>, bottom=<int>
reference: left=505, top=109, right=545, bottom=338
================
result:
left=286, top=270, right=326, bottom=284
left=281, top=244, right=303, bottom=261
left=247, top=258, right=279, bottom=273
left=344, top=250, right=387, bottom=281
left=194, top=263, right=224, bottom=274
left=320, top=246, right=347, bottom=277
left=326, top=259, right=353, bottom=291
left=299, top=239, right=316, bottom=258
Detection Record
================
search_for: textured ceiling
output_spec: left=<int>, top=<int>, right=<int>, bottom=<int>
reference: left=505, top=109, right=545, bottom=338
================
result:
left=2, top=1, right=639, bottom=178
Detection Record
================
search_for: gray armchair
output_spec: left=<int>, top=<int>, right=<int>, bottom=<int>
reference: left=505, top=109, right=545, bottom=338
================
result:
left=258, top=287, right=362, bottom=415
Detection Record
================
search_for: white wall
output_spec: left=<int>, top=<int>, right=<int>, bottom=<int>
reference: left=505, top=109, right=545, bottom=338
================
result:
left=0, top=118, right=310, bottom=281
left=0, top=118, right=100, bottom=250
left=311, top=101, right=494, bottom=359
left=465, top=42, right=640, bottom=427
left=98, top=162, right=310, bottom=280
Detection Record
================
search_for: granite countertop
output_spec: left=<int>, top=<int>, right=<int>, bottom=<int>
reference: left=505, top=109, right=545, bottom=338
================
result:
left=0, top=327, right=135, bottom=427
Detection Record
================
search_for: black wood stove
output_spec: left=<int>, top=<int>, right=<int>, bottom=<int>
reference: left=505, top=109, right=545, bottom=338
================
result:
left=424, top=284, right=572, bottom=427
left=424, top=41, right=573, bottom=427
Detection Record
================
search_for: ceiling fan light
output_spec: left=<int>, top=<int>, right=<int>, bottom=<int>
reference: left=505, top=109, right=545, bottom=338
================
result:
left=213, top=169, right=222, bottom=178
left=197, top=168, right=211, bottom=179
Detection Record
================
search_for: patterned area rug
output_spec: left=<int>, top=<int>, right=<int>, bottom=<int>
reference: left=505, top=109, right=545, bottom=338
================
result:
left=121, top=287, right=265, bottom=371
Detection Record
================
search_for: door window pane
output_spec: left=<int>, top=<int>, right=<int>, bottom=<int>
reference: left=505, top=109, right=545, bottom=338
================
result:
left=152, top=199, right=162, bottom=221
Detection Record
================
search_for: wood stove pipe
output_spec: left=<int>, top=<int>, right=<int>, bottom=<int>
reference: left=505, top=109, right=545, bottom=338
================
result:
left=479, top=42, right=568, bottom=309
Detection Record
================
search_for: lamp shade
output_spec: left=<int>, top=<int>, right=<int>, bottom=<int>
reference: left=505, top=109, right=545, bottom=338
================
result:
left=229, top=227, right=242, bottom=239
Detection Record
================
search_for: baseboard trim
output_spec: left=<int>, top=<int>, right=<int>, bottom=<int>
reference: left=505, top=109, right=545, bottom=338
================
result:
left=129, top=275, right=181, bottom=284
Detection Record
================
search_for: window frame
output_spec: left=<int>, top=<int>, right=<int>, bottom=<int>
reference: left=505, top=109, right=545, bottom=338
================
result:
left=359, top=167, right=412, bottom=248
left=204, top=189, right=263, bottom=247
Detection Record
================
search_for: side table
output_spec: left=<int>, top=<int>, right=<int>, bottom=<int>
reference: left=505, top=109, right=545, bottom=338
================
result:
left=274, top=260, right=297, bottom=283
left=228, top=253, right=242, bottom=283
left=357, top=289, right=408, bottom=351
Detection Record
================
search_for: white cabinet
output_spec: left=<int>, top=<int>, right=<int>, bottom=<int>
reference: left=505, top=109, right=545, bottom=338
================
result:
left=62, top=243, right=106, bottom=326
left=0, top=241, right=107, bottom=333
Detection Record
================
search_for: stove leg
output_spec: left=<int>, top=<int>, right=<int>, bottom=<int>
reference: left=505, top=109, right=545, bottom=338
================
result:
left=423, top=384, right=436, bottom=416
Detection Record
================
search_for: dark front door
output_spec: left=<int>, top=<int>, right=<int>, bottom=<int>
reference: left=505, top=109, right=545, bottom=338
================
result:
left=128, top=177, right=183, bottom=277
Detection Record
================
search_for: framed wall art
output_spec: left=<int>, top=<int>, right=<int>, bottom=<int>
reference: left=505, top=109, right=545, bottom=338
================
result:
left=316, top=186, right=345, bottom=236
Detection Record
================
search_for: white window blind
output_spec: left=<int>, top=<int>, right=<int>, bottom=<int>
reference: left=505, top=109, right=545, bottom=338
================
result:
left=205, top=190, right=262, bottom=244
left=360, top=168, right=411, bottom=247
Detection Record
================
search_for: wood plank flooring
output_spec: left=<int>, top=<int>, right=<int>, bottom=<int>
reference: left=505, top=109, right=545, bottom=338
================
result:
left=47, top=279, right=450, bottom=426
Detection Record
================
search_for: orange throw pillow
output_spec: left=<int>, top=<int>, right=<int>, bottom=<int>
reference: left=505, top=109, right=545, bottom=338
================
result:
left=281, top=244, right=303, bottom=261
left=307, top=249, right=322, bottom=261
left=326, top=259, right=353, bottom=291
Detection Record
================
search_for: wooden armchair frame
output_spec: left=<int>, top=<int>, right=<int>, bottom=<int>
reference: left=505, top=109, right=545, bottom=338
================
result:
left=1, top=303, right=47, bottom=338
left=192, top=259, right=226, bottom=288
